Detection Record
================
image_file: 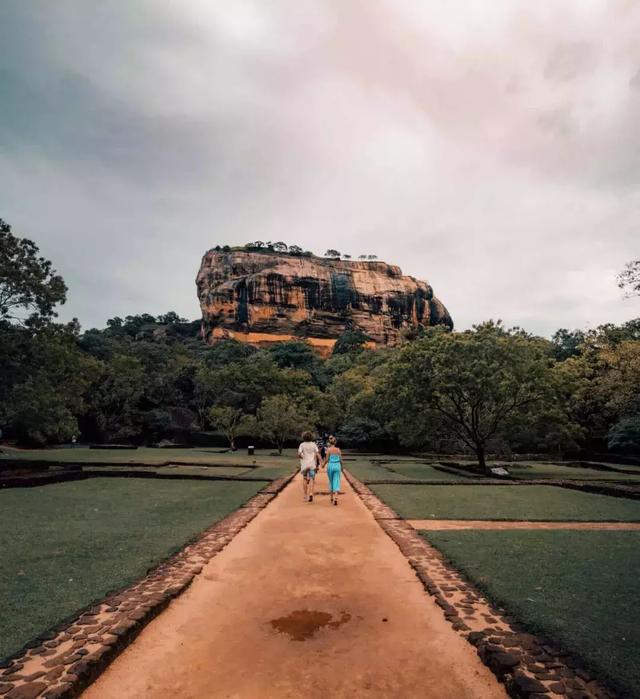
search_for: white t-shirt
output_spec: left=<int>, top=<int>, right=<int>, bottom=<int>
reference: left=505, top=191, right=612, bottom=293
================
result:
left=298, top=441, right=319, bottom=471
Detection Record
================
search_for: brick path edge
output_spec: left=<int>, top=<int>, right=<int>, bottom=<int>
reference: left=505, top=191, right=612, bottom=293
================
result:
left=0, top=474, right=295, bottom=699
left=344, top=470, right=618, bottom=699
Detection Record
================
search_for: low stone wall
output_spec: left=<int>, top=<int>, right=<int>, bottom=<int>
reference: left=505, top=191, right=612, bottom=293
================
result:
left=345, top=470, right=616, bottom=699
left=0, top=475, right=293, bottom=699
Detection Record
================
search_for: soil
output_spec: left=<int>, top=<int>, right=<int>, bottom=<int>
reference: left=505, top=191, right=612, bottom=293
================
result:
left=82, top=471, right=506, bottom=698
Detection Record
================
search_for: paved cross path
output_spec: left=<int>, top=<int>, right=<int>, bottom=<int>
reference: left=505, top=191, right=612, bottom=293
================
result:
left=83, top=471, right=506, bottom=698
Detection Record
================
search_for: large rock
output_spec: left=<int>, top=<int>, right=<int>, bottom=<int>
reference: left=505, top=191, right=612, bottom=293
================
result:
left=196, top=250, right=452, bottom=354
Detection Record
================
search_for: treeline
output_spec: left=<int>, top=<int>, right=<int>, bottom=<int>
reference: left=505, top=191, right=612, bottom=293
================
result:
left=1, top=219, right=639, bottom=467
left=209, top=241, right=378, bottom=261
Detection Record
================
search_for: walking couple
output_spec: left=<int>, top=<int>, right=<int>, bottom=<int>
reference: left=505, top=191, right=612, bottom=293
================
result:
left=298, top=431, right=342, bottom=506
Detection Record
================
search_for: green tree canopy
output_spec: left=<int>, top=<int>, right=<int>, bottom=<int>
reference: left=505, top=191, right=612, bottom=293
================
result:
left=0, top=218, right=67, bottom=324
left=208, top=405, right=251, bottom=449
left=258, top=395, right=317, bottom=454
left=380, top=323, right=572, bottom=470
left=332, top=329, right=370, bottom=356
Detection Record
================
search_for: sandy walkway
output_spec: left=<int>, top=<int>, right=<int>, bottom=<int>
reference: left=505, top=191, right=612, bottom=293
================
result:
left=408, top=519, right=640, bottom=530
left=83, top=471, right=506, bottom=699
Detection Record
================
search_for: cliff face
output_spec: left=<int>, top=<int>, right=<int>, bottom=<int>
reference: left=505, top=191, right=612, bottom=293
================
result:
left=196, top=250, right=452, bottom=353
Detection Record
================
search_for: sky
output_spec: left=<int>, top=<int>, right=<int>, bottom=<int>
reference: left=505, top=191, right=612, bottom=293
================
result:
left=1, top=0, right=639, bottom=336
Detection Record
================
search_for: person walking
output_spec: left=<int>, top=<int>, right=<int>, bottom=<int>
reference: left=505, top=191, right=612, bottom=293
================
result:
left=325, top=435, right=343, bottom=506
left=298, top=431, right=319, bottom=503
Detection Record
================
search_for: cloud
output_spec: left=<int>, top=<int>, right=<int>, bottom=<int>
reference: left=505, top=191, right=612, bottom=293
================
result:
left=0, top=0, right=639, bottom=336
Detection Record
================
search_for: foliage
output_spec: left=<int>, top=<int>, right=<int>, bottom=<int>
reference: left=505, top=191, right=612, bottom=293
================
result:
left=551, top=328, right=585, bottom=361
left=337, top=416, right=387, bottom=446
left=324, top=249, right=341, bottom=258
left=617, top=259, right=640, bottom=297
left=0, top=218, right=67, bottom=324
left=257, top=395, right=317, bottom=454
left=379, top=323, right=573, bottom=469
left=86, top=354, right=146, bottom=442
left=332, top=329, right=370, bottom=355
left=208, top=405, right=251, bottom=449
left=1, top=322, right=99, bottom=445
left=1, top=218, right=639, bottom=457
left=608, top=414, right=640, bottom=452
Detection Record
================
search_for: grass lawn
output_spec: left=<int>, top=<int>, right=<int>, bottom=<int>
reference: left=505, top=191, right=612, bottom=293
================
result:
left=346, top=460, right=411, bottom=481
left=0, top=477, right=264, bottom=661
left=386, top=463, right=471, bottom=481
left=83, top=464, right=255, bottom=478
left=370, top=484, right=640, bottom=521
left=0, top=447, right=300, bottom=469
left=507, top=462, right=640, bottom=482
left=422, top=530, right=640, bottom=697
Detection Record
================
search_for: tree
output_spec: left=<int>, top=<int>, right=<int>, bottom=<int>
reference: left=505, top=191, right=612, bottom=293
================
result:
left=608, top=415, right=640, bottom=452
left=273, top=242, right=288, bottom=252
left=2, top=322, right=99, bottom=445
left=87, top=354, right=146, bottom=442
left=338, top=416, right=387, bottom=447
left=0, top=218, right=67, bottom=323
left=258, top=395, right=317, bottom=454
left=358, top=255, right=367, bottom=260
left=617, top=260, right=640, bottom=297
left=551, top=328, right=586, bottom=361
left=208, top=405, right=250, bottom=449
left=325, top=249, right=341, bottom=258
left=333, top=329, right=370, bottom=355
left=289, top=245, right=303, bottom=255
left=157, top=311, right=187, bottom=325
left=343, top=254, right=352, bottom=260
left=268, top=340, right=328, bottom=386
left=380, top=323, right=570, bottom=471
left=367, top=254, right=378, bottom=260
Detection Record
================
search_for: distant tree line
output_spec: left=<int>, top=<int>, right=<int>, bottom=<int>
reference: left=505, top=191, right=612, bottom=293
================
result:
left=209, top=242, right=380, bottom=262
left=1, top=217, right=639, bottom=466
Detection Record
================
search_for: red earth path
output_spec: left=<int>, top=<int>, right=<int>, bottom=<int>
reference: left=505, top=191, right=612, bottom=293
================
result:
left=83, top=471, right=506, bottom=698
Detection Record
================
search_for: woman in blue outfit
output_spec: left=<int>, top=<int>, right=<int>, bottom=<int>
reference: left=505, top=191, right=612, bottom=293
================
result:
left=324, top=435, right=342, bottom=506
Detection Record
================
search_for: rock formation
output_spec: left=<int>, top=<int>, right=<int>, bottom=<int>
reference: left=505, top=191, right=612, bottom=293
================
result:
left=196, top=249, right=452, bottom=354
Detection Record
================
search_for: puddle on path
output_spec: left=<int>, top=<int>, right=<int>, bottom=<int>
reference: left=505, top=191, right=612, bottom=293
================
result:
left=269, top=610, right=351, bottom=641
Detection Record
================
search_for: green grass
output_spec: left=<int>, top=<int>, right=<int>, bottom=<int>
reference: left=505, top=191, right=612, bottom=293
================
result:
left=369, top=484, right=640, bottom=521
left=0, top=477, right=264, bottom=661
left=83, top=464, right=254, bottom=478
left=507, top=462, right=640, bottom=482
left=422, top=531, right=640, bottom=697
left=346, top=460, right=411, bottom=481
left=386, top=463, right=470, bottom=481
left=0, top=447, right=300, bottom=469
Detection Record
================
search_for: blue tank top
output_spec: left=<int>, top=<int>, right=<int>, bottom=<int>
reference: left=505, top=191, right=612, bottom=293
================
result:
left=328, top=453, right=341, bottom=467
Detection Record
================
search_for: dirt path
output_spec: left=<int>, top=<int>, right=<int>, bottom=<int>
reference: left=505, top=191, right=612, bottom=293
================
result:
left=83, top=471, right=506, bottom=699
left=408, top=519, right=640, bottom=530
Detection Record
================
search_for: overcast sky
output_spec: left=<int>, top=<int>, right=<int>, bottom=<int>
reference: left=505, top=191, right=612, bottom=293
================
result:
left=1, top=1, right=639, bottom=336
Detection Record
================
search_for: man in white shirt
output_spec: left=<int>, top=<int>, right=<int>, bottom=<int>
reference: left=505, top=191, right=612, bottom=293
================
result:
left=298, top=431, right=319, bottom=502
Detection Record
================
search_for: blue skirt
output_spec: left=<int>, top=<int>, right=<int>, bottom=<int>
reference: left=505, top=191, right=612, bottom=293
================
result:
left=327, top=463, right=342, bottom=492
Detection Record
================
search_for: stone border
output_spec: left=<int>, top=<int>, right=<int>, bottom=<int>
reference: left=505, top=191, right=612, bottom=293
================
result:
left=345, top=470, right=617, bottom=699
left=0, top=474, right=294, bottom=699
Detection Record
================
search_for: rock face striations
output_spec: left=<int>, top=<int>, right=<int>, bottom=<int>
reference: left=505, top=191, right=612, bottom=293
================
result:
left=197, top=250, right=452, bottom=354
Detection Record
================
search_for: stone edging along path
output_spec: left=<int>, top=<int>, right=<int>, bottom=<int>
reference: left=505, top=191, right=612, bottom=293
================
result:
left=344, top=470, right=616, bottom=699
left=0, top=474, right=294, bottom=699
